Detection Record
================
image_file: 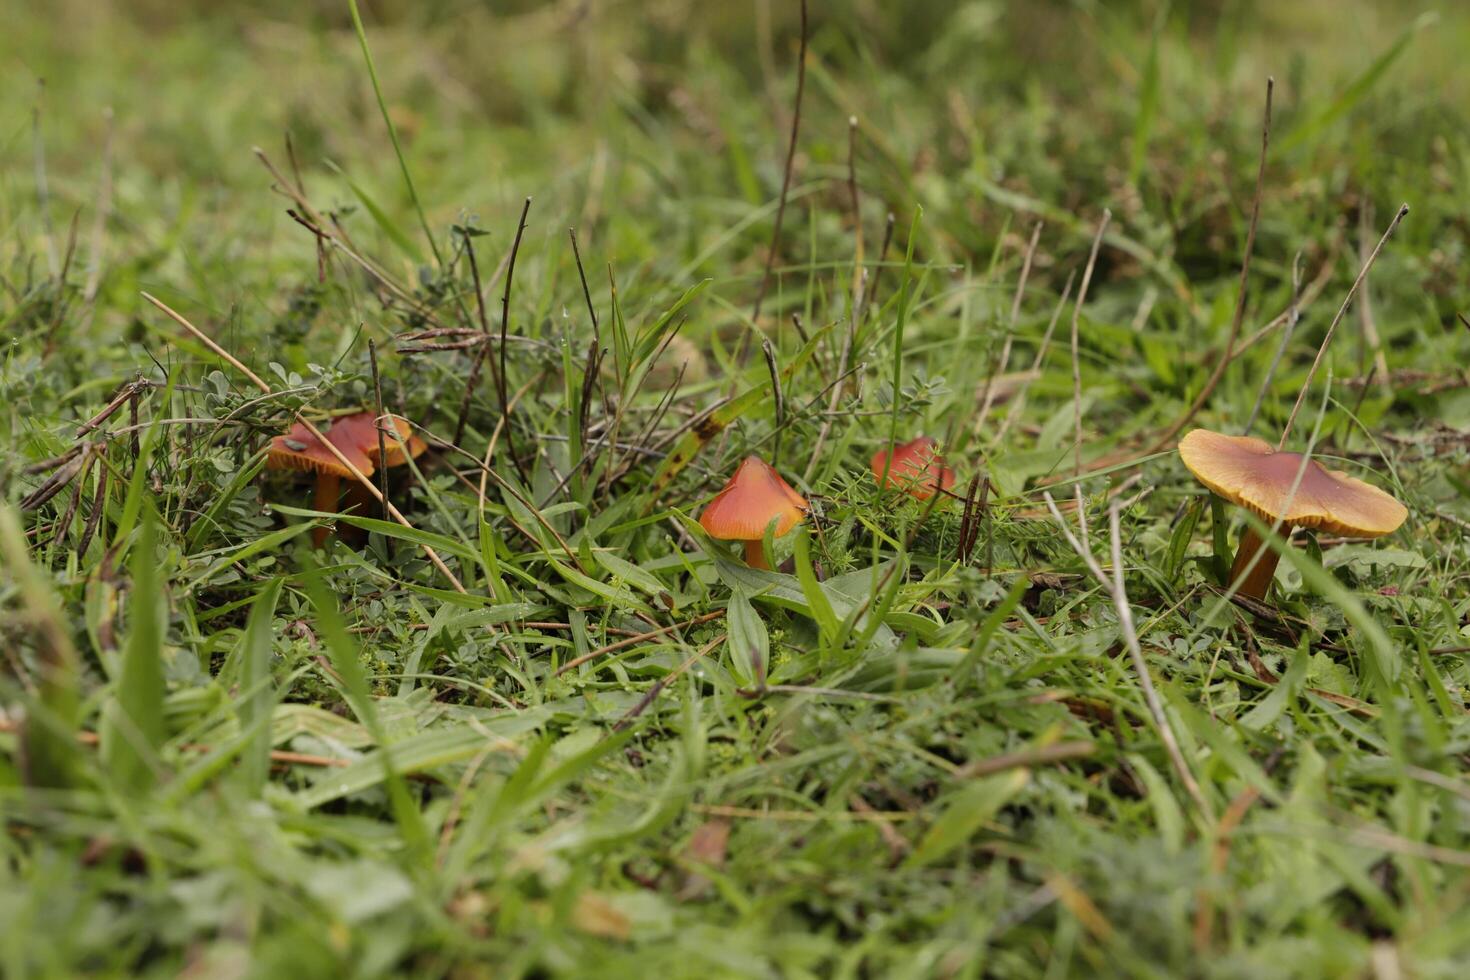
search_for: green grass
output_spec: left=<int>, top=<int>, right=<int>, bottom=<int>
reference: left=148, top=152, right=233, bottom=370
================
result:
left=4, top=1, right=1470, bottom=976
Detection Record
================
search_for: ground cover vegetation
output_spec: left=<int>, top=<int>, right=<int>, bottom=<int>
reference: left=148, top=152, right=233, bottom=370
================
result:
left=4, top=0, right=1470, bottom=975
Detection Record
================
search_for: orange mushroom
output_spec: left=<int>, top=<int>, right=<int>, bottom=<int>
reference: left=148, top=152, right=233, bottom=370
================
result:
left=1178, top=428, right=1407, bottom=600
left=699, top=455, right=808, bottom=569
left=871, top=436, right=955, bottom=501
left=267, top=420, right=370, bottom=548
left=266, top=411, right=424, bottom=547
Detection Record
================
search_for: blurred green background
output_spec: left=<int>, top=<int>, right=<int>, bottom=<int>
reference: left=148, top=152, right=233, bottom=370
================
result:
left=5, top=2, right=1470, bottom=976
left=8, top=0, right=1466, bottom=339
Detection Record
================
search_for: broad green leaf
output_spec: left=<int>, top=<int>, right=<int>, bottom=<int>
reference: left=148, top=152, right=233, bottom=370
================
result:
left=794, top=527, right=839, bottom=645
left=725, top=590, right=767, bottom=687
left=594, top=550, right=667, bottom=601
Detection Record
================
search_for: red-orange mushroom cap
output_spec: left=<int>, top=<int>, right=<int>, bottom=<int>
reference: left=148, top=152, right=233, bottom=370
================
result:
left=1178, top=429, right=1406, bottom=537
left=331, top=412, right=427, bottom=469
left=871, top=436, right=956, bottom=501
left=266, top=420, right=371, bottom=479
left=699, top=456, right=807, bottom=567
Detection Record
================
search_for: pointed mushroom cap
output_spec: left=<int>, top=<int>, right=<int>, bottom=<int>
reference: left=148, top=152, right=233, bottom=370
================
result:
left=699, top=456, right=808, bottom=541
left=1178, top=428, right=1407, bottom=537
left=266, top=419, right=370, bottom=478
left=871, top=436, right=956, bottom=500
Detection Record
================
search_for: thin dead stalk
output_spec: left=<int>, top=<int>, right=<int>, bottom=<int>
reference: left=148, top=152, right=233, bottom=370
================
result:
left=1278, top=204, right=1408, bottom=449
left=1070, top=211, right=1112, bottom=476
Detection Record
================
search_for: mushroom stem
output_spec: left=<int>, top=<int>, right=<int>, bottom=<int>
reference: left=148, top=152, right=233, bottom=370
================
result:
left=743, top=539, right=769, bottom=570
left=312, top=473, right=340, bottom=548
left=1228, top=523, right=1292, bottom=600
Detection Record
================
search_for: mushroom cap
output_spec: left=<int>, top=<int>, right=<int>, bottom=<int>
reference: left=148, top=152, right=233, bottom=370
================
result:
left=699, top=455, right=808, bottom=541
left=266, top=419, right=370, bottom=478
left=871, top=436, right=956, bottom=501
left=1178, top=428, right=1407, bottom=537
left=265, top=411, right=425, bottom=479
left=331, top=412, right=426, bottom=468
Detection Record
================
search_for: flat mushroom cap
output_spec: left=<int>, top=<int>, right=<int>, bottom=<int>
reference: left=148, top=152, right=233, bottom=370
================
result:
left=871, top=436, right=956, bottom=500
left=266, top=419, right=370, bottom=478
left=1178, top=428, right=1407, bottom=537
left=699, top=456, right=808, bottom=541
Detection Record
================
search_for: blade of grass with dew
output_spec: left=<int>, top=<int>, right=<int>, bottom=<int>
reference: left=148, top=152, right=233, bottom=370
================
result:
left=725, top=588, right=768, bottom=688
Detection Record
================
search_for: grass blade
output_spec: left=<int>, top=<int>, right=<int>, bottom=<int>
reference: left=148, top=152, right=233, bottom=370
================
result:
left=346, top=0, right=442, bottom=265
left=238, top=576, right=284, bottom=795
left=303, top=557, right=434, bottom=864
left=102, top=507, right=167, bottom=793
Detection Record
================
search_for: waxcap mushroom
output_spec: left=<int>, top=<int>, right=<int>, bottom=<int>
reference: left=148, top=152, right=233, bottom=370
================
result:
left=267, top=419, right=371, bottom=547
left=1179, top=429, right=1406, bottom=536
left=266, top=411, right=424, bottom=547
left=699, top=455, right=807, bottom=568
left=871, top=436, right=956, bottom=501
left=1178, top=428, right=1407, bottom=600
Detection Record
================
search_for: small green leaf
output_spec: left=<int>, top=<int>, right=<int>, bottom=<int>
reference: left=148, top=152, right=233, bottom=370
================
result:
left=1164, top=494, right=1203, bottom=583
